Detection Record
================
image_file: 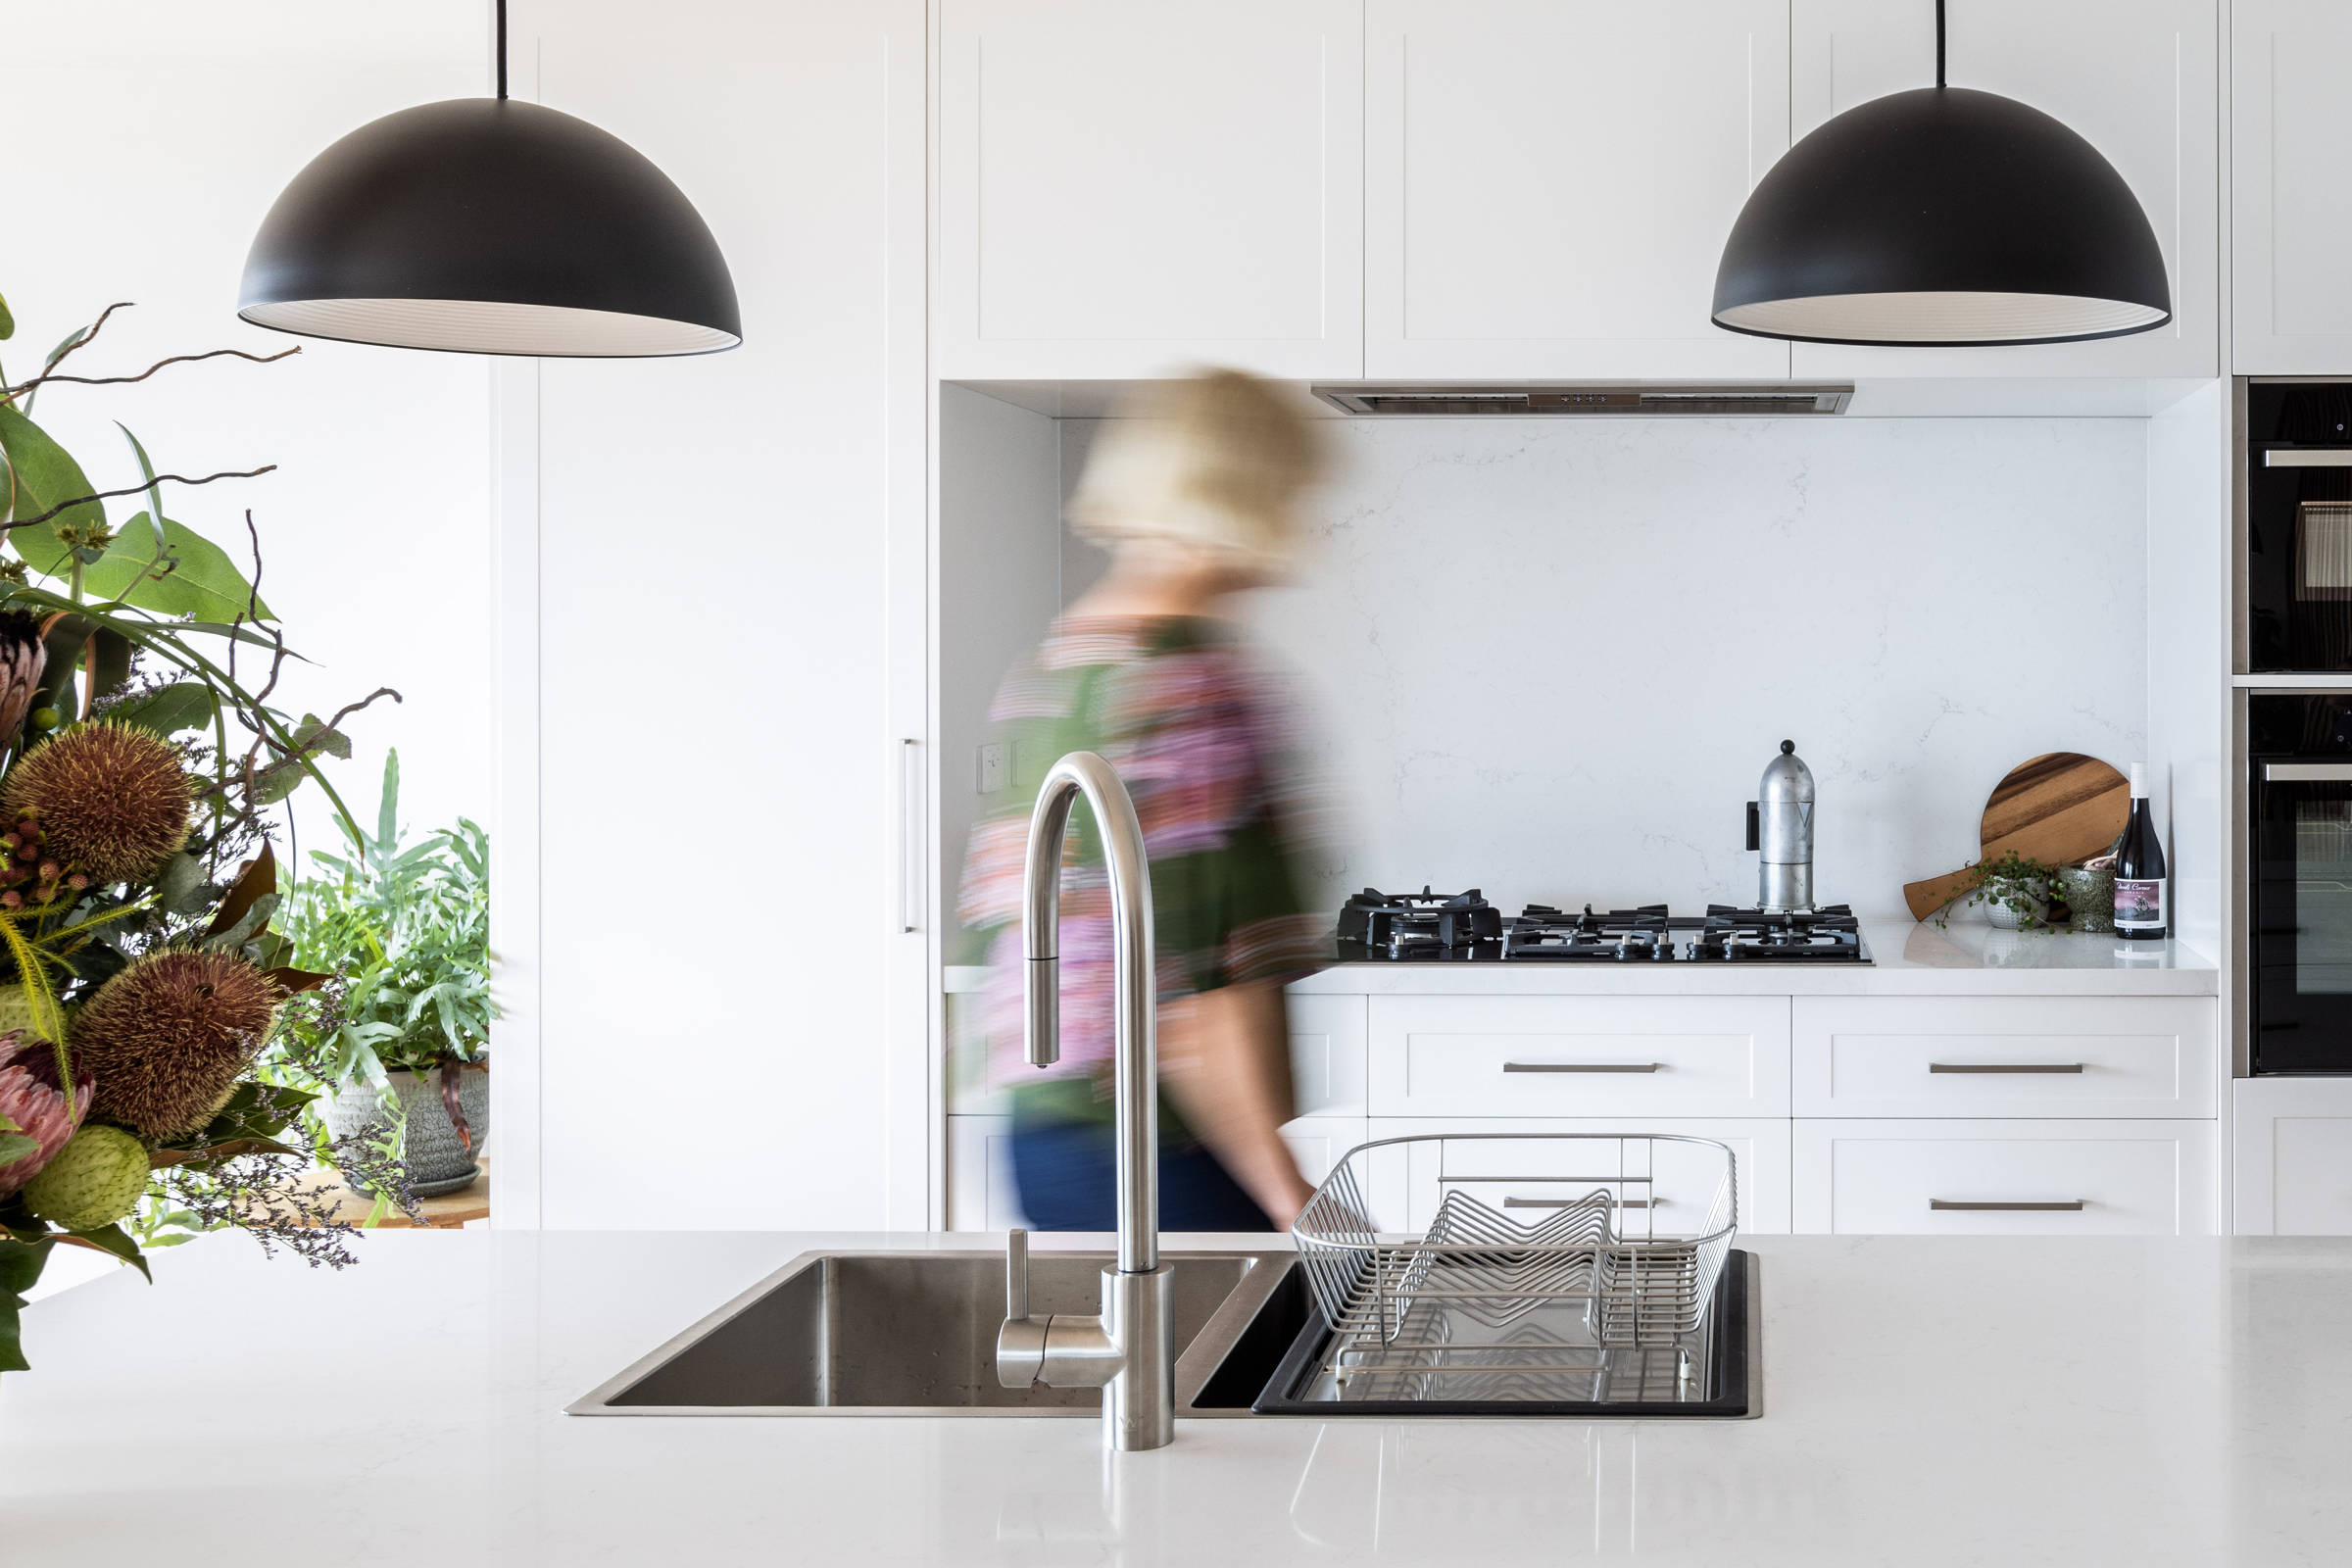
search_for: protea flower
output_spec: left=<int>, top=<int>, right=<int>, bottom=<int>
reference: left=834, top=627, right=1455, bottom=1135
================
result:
left=1, top=721, right=192, bottom=884
left=72, top=950, right=278, bottom=1141
left=0, top=1032, right=90, bottom=1199
left=0, top=612, right=46, bottom=747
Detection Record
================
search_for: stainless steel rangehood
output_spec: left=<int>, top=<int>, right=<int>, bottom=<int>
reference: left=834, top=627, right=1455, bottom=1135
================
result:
left=1310, top=383, right=1851, bottom=416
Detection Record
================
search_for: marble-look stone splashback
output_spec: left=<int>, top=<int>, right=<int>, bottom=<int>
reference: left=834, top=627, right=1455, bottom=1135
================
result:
left=1061, top=416, right=2149, bottom=920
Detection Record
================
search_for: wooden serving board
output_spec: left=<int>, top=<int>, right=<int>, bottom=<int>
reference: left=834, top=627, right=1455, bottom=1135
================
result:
left=1902, top=753, right=2130, bottom=921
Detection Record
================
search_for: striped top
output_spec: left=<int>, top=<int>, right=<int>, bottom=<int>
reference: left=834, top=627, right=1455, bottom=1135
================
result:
left=957, top=615, right=1327, bottom=1124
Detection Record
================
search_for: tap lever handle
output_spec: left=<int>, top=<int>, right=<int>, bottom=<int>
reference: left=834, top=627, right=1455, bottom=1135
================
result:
left=1006, top=1228, right=1029, bottom=1320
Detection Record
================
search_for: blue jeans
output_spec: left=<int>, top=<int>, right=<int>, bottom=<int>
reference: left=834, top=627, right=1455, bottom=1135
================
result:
left=1009, top=1118, right=1277, bottom=1233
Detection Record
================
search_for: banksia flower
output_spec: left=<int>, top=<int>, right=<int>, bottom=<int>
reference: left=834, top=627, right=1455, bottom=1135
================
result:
left=1, top=722, right=193, bottom=885
left=0, top=612, right=47, bottom=747
left=72, top=951, right=280, bottom=1141
left=0, top=1032, right=90, bottom=1199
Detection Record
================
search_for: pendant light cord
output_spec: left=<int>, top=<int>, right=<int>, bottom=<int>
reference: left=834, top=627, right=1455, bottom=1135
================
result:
left=496, top=0, right=509, bottom=100
left=1935, top=0, right=1946, bottom=87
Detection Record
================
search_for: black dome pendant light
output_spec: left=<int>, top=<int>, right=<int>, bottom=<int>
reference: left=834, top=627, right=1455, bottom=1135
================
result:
left=238, top=0, right=740, bottom=357
left=1711, top=0, right=2168, bottom=347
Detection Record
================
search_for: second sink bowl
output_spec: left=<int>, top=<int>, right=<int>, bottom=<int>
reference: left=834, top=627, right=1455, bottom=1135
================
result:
left=567, top=1247, right=1295, bottom=1418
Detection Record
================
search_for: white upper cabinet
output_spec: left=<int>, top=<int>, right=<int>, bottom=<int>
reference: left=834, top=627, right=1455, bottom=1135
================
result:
left=1364, top=0, right=1793, bottom=381
left=936, top=0, right=1363, bottom=379
left=1788, top=0, right=2218, bottom=379
left=2232, top=0, right=2352, bottom=374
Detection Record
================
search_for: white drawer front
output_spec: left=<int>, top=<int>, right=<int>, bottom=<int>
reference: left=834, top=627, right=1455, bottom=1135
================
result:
left=1369, top=996, right=1790, bottom=1117
left=1361, top=1116, right=1791, bottom=1235
left=1793, top=998, right=2218, bottom=1118
left=1794, top=1119, right=2218, bottom=1236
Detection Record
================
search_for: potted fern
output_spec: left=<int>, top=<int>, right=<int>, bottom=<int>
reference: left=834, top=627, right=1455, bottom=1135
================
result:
left=282, top=752, right=492, bottom=1198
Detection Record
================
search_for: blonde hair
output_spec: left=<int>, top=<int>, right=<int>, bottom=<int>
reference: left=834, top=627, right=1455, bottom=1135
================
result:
left=1068, top=368, right=1330, bottom=573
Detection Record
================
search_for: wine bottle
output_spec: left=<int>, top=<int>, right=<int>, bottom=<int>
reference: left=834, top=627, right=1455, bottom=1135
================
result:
left=2113, top=761, right=2169, bottom=942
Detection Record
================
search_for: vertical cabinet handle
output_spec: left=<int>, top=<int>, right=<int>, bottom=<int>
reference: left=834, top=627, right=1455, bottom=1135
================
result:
left=900, top=737, right=922, bottom=934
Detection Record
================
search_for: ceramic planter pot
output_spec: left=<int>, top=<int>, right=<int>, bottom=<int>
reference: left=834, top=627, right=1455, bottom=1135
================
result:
left=1980, top=882, right=2052, bottom=929
left=2060, top=865, right=2117, bottom=933
left=323, top=1064, right=487, bottom=1199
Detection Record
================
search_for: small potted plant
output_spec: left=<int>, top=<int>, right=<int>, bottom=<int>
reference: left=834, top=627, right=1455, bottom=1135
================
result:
left=1948, top=851, right=2071, bottom=930
left=284, top=752, right=492, bottom=1199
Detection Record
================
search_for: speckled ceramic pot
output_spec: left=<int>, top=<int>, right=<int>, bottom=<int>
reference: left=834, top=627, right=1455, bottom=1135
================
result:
left=2060, top=866, right=2117, bottom=933
left=323, top=1065, right=487, bottom=1199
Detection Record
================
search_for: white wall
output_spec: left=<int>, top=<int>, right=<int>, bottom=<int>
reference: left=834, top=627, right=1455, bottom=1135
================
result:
left=514, top=0, right=927, bottom=1228
left=1060, top=415, right=2151, bottom=919
left=2, top=4, right=493, bottom=854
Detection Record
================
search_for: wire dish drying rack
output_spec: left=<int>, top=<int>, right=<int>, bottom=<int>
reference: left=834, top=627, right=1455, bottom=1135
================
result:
left=1286, top=1133, right=1739, bottom=1404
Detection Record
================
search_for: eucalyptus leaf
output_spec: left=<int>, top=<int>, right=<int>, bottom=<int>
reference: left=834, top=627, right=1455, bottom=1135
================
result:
left=0, top=405, right=104, bottom=573
left=153, top=852, right=207, bottom=914
left=111, top=680, right=217, bottom=737
left=0, top=1131, right=39, bottom=1166
left=82, top=511, right=274, bottom=623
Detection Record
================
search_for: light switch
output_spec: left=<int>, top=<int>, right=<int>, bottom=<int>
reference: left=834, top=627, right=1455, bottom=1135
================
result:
left=975, top=742, right=1005, bottom=795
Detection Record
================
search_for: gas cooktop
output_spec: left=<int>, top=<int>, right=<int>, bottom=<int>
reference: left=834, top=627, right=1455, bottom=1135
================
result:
left=1333, top=889, right=1871, bottom=964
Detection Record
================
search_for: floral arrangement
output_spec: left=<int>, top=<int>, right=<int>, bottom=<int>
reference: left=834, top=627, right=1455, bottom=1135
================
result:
left=0, top=291, right=411, bottom=1373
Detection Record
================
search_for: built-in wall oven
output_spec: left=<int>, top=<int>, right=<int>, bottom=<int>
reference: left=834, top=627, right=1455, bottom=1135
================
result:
left=2248, top=381, right=2352, bottom=670
left=2250, top=694, right=2352, bottom=1073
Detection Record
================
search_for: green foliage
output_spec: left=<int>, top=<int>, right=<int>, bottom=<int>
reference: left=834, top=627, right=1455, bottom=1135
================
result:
left=279, top=751, right=493, bottom=1091
left=1945, top=851, right=2074, bottom=931
left=0, top=1109, right=35, bottom=1168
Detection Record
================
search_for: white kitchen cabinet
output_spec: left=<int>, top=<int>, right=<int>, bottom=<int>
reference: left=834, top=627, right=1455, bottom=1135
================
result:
left=1288, top=992, right=1369, bottom=1117
left=2232, top=1078, right=2352, bottom=1235
left=1367, top=995, right=1791, bottom=1118
left=1794, top=1119, right=2219, bottom=1235
left=1362, top=0, right=1792, bottom=380
left=1281, top=1115, right=1370, bottom=1191
left=1360, top=1116, right=1793, bottom=1234
left=2231, top=1, right=2352, bottom=373
left=1787, top=0, right=2218, bottom=378
left=946, top=1115, right=1027, bottom=1231
left=1792, top=997, right=2219, bottom=1119
left=936, top=0, right=1363, bottom=379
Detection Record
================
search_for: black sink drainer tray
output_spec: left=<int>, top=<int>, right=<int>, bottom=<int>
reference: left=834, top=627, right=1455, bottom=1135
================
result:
left=1250, top=1249, right=1751, bottom=1418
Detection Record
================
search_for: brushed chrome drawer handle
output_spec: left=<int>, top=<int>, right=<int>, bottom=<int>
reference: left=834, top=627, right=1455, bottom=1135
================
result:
left=1505, top=1196, right=1660, bottom=1210
left=1928, top=1062, right=2086, bottom=1075
left=1501, top=1061, right=1662, bottom=1074
left=1930, top=1199, right=2087, bottom=1211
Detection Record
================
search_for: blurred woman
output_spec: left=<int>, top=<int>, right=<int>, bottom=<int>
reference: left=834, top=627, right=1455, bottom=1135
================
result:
left=956, top=369, right=1333, bottom=1232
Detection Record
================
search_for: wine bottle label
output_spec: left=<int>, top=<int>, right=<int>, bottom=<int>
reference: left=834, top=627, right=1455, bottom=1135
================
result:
left=2115, top=878, right=2168, bottom=932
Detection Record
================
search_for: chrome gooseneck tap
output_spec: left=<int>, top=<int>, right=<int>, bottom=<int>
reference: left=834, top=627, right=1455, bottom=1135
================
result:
left=996, top=751, right=1174, bottom=1452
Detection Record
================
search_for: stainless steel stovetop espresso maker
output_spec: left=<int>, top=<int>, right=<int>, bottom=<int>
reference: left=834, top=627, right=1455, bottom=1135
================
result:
left=1744, top=740, right=1815, bottom=912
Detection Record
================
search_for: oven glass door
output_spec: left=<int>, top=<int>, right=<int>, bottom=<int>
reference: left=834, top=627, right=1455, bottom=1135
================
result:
left=2248, top=382, right=2352, bottom=671
left=2255, top=760, right=2352, bottom=1072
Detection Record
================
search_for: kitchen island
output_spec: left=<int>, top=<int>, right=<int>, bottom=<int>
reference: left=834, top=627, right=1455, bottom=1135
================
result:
left=3, top=1228, right=2340, bottom=1566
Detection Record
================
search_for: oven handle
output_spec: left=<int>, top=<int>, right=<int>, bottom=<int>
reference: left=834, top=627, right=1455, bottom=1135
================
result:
left=2264, top=449, right=2352, bottom=466
left=2265, top=762, right=2352, bottom=782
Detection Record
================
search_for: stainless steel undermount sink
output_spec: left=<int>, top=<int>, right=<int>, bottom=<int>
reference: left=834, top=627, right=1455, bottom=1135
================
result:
left=566, top=1248, right=1298, bottom=1418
